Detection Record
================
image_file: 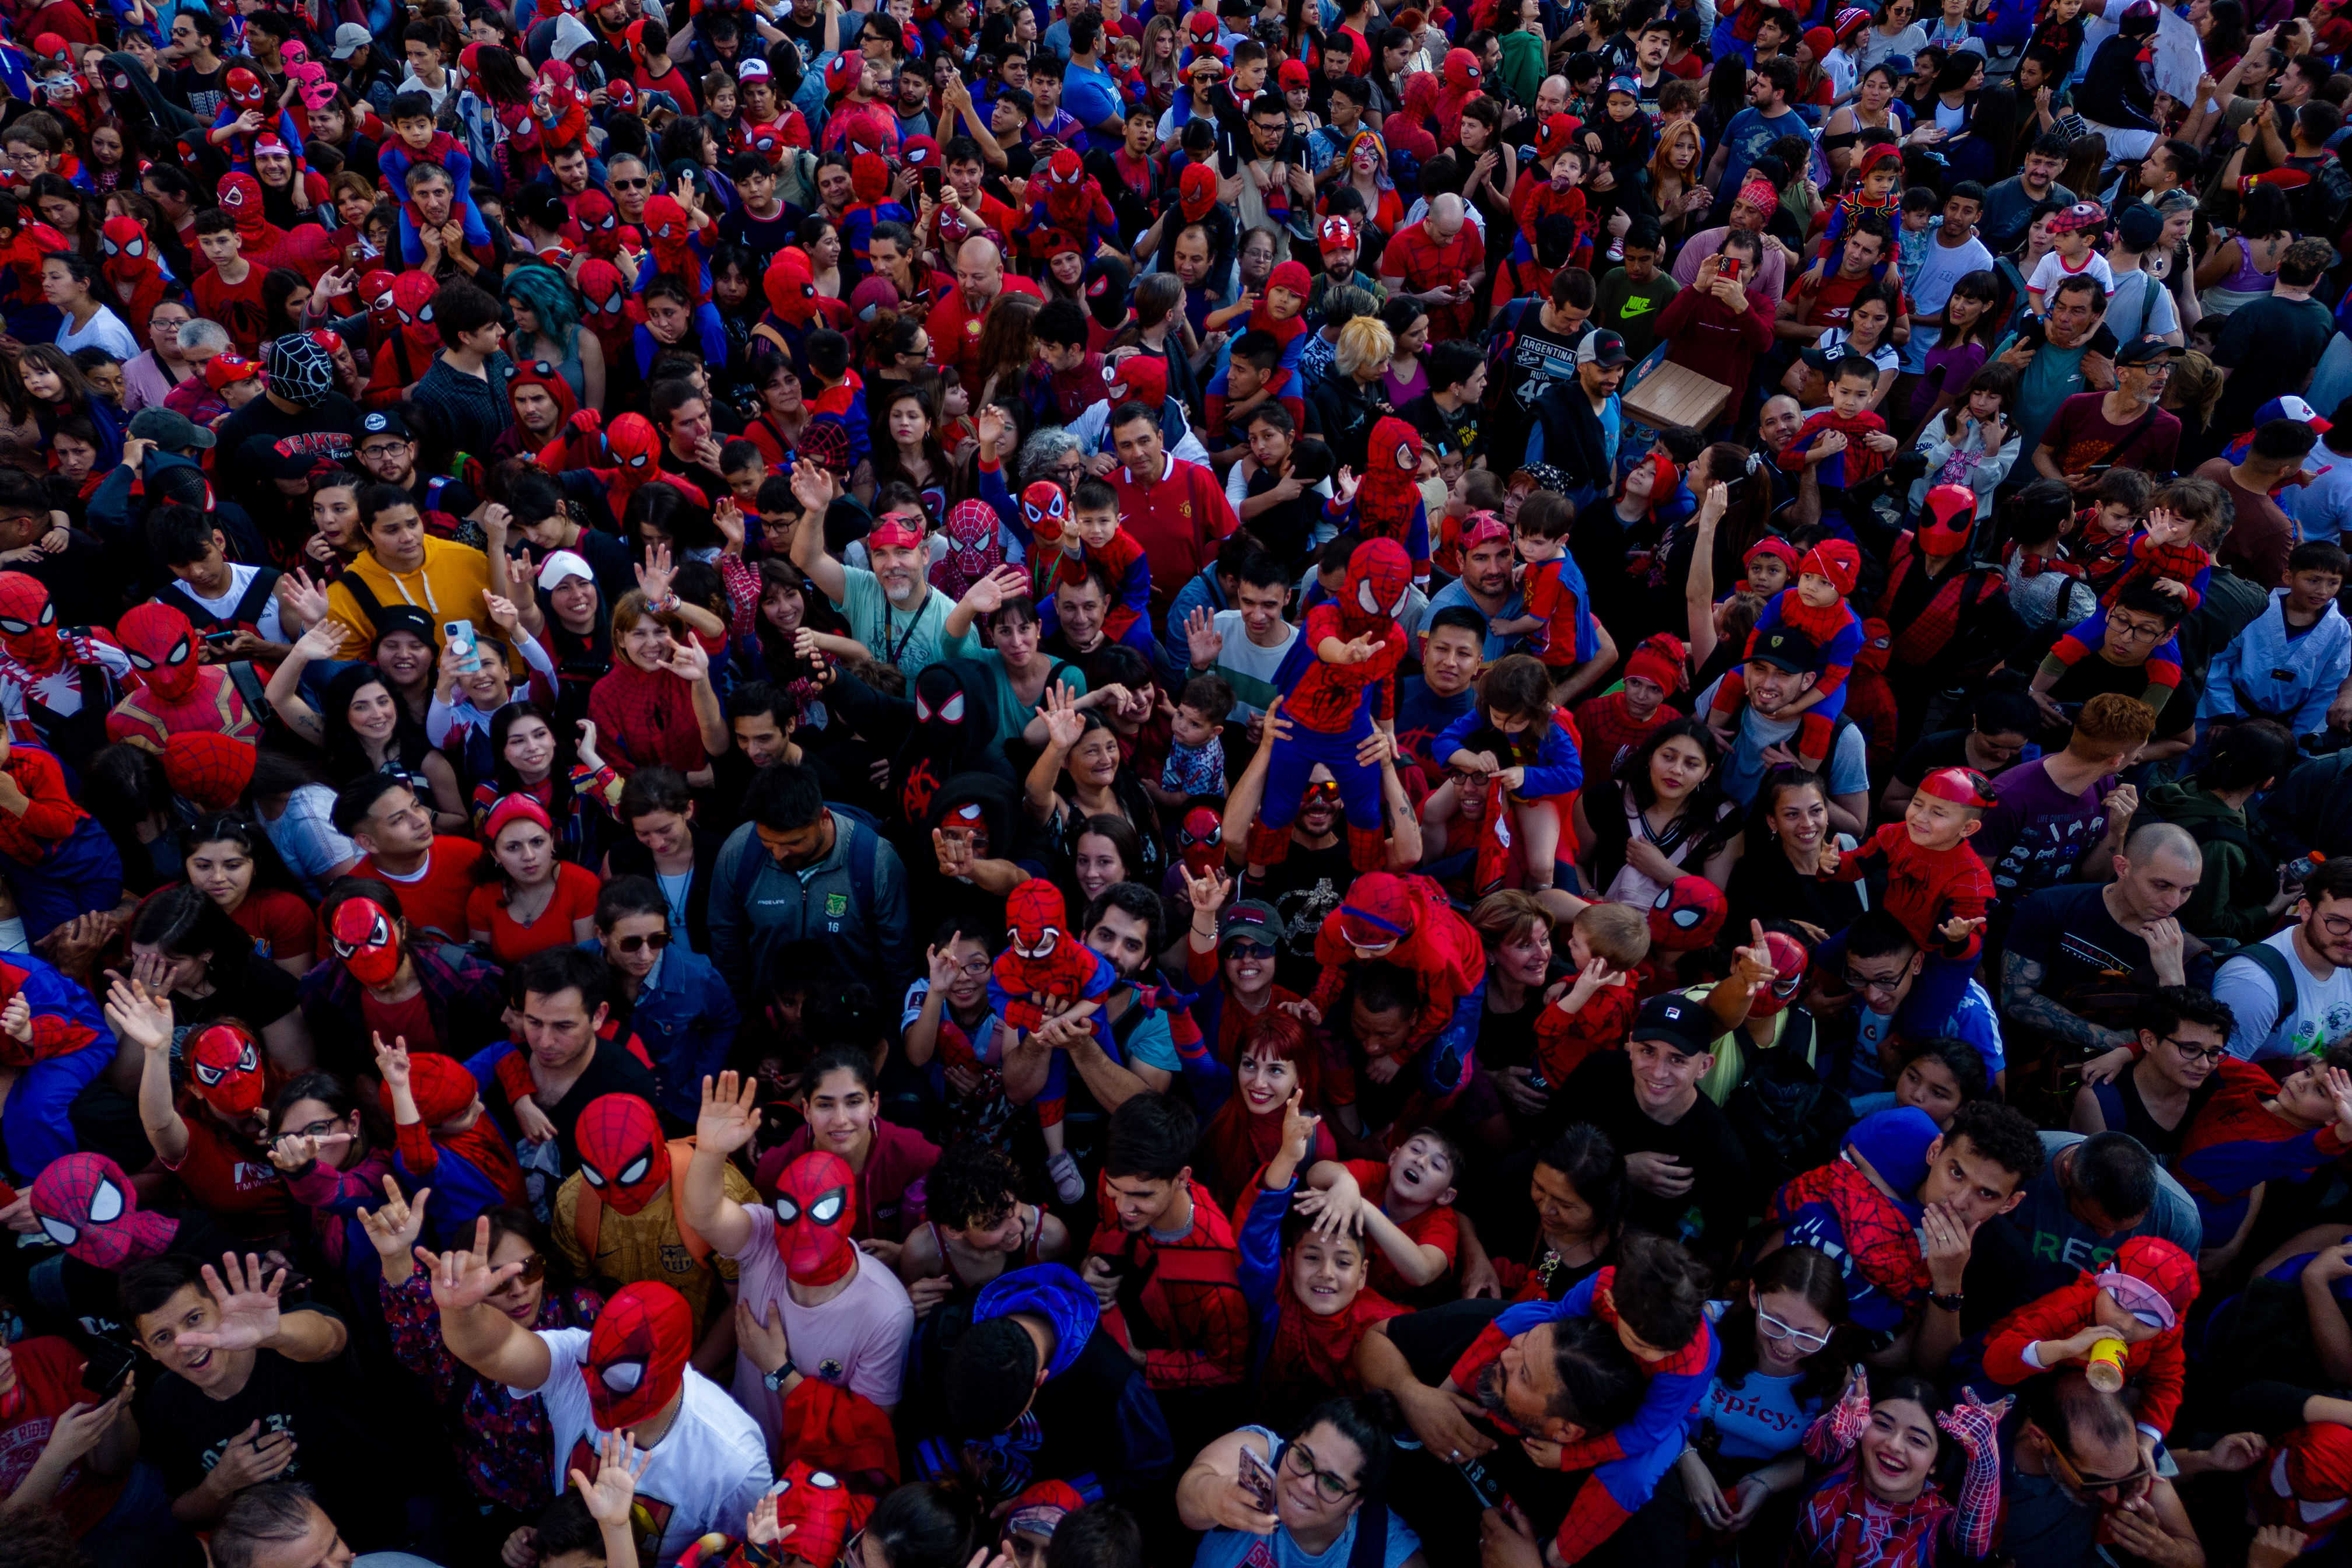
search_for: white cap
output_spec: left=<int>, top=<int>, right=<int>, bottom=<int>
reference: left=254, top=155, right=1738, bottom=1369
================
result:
left=536, top=549, right=594, bottom=590
left=331, top=22, right=370, bottom=58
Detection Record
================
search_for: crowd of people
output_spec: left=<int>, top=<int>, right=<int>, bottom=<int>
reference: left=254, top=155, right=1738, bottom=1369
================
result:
left=3, top=0, right=2352, bottom=1561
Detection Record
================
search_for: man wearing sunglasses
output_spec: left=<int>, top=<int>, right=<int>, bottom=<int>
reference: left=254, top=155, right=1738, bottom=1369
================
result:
left=2003, top=1370, right=2216, bottom=1567
left=2214, top=855, right=2352, bottom=1063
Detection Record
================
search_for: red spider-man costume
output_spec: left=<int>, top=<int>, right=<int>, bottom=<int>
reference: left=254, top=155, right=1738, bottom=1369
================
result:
left=1331, top=420, right=1430, bottom=581
left=188, top=1022, right=268, bottom=1118
left=2178, top=1058, right=2351, bottom=1238
left=568, top=190, right=624, bottom=260
left=1766, top=1153, right=1927, bottom=1334
left=30, top=1152, right=177, bottom=1268
left=1176, top=807, right=1223, bottom=880
left=99, top=216, right=168, bottom=335
left=104, top=604, right=262, bottom=751
left=1246, top=538, right=1411, bottom=872
left=576, top=1093, right=673, bottom=1215
left=0, top=572, right=129, bottom=748
left=638, top=195, right=704, bottom=305
left=363, top=271, right=445, bottom=408
left=723, top=1459, right=880, bottom=1568
left=772, top=1150, right=858, bottom=1286
left=2253, top=1423, right=2352, bottom=1543
left=1793, top=1381, right=2007, bottom=1568
left=989, top=883, right=1115, bottom=1034
left=0, top=956, right=101, bottom=1068
left=1982, top=1235, right=2196, bottom=1440
left=581, top=1279, right=694, bottom=1430
left=576, top=260, right=634, bottom=365
left=1020, top=149, right=1118, bottom=260
left=1303, top=872, right=1485, bottom=1048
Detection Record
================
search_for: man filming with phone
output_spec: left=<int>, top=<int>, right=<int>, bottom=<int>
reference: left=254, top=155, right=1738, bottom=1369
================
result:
left=1657, top=229, right=1778, bottom=417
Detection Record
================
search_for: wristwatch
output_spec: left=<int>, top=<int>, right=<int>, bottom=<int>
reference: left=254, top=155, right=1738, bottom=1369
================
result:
left=1929, top=1290, right=1965, bottom=1312
left=763, top=1358, right=798, bottom=1392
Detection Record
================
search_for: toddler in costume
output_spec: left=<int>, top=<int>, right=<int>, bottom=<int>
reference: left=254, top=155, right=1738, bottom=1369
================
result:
left=1816, top=765, right=1996, bottom=1023
left=987, top=881, right=1118, bottom=1204
left=372, top=100, right=496, bottom=265
left=1981, top=1234, right=2196, bottom=1454
left=1706, top=540, right=1864, bottom=773
left=1437, top=654, right=1585, bottom=894
left=2035, top=503, right=2208, bottom=715
left=1805, top=140, right=1906, bottom=285
left=1326, top=419, right=1433, bottom=586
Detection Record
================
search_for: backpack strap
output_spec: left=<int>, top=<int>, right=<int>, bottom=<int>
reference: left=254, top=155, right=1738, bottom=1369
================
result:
left=1346, top=1490, right=1389, bottom=1568
left=2239, top=940, right=2301, bottom=1045
left=229, top=566, right=283, bottom=632
left=729, top=807, right=879, bottom=918
left=573, top=1138, right=715, bottom=1268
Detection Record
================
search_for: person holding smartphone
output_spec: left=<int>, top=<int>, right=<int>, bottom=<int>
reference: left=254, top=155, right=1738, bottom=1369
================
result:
left=1656, top=229, right=1779, bottom=422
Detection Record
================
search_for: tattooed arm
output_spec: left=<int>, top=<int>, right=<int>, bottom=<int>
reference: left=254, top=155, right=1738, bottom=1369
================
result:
left=2001, top=950, right=2137, bottom=1054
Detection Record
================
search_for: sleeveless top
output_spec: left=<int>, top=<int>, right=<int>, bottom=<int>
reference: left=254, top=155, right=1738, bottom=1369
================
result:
left=924, top=1203, right=1045, bottom=1290
left=512, top=329, right=587, bottom=404
left=2089, top=1066, right=2222, bottom=1169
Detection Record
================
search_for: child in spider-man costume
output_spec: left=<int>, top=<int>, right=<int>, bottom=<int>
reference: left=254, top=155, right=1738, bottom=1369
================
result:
left=0, top=569, right=129, bottom=761
left=0, top=951, right=111, bottom=1179
left=372, top=1020, right=528, bottom=1240
left=989, top=882, right=1116, bottom=1206
left=104, top=602, right=265, bottom=751
left=2249, top=1420, right=2352, bottom=1549
left=726, top=1457, right=883, bottom=1568
left=374, top=94, right=495, bottom=267
left=1766, top=1106, right=1940, bottom=1335
left=206, top=65, right=305, bottom=172
left=2036, top=502, right=2209, bottom=718
left=0, top=724, right=119, bottom=945
left=1244, top=538, right=1412, bottom=877
left=2177, top=1054, right=2352, bottom=1242
left=1324, top=422, right=1430, bottom=585
left=1815, top=765, right=1994, bottom=1026
left=29, top=1150, right=205, bottom=1274
left=1018, top=149, right=1119, bottom=266
left=98, top=215, right=170, bottom=335
left=1301, top=872, right=1486, bottom=1107
left=1982, top=1235, right=2196, bottom=1452
left=636, top=193, right=711, bottom=302
left=1707, top=540, right=1864, bottom=775
left=362, top=271, right=444, bottom=408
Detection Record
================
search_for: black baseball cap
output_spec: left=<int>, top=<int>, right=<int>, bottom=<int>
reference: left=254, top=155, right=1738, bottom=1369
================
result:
left=1576, top=330, right=1629, bottom=369
left=359, top=410, right=413, bottom=443
left=1631, top=994, right=1717, bottom=1056
left=1747, top=626, right=1821, bottom=674
left=2115, top=338, right=2180, bottom=368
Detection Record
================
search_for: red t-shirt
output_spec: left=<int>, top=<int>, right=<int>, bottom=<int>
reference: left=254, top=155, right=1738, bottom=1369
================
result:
left=362, top=988, right=441, bottom=1058
left=233, top=888, right=317, bottom=968
left=351, top=836, right=486, bottom=944
left=194, top=262, right=271, bottom=356
left=1793, top=267, right=1905, bottom=334
left=167, top=1095, right=293, bottom=1236
left=1346, top=1157, right=1460, bottom=1300
left=0, top=1337, right=126, bottom=1535
left=465, top=862, right=600, bottom=964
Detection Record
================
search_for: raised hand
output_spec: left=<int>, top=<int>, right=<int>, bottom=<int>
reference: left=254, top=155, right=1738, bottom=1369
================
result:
left=697, top=1070, right=764, bottom=1156
left=1185, top=606, right=1223, bottom=668
left=356, top=1175, right=430, bottom=1263
left=568, top=1427, right=652, bottom=1527
left=1181, top=864, right=1231, bottom=916
left=178, top=1252, right=289, bottom=1350
left=373, top=1032, right=411, bottom=1095
left=667, top=636, right=713, bottom=685
left=0, top=993, right=29, bottom=1048
left=1041, top=682, right=1086, bottom=751
left=961, top=564, right=1028, bottom=618
left=1332, top=466, right=1360, bottom=506
left=635, top=541, right=677, bottom=607
left=1933, top=1388, right=2011, bottom=1458
left=424, top=1214, right=524, bottom=1312
left=1335, top=633, right=1385, bottom=665
left=790, top=461, right=837, bottom=516
left=1277, top=1090, right=1318, bottom=1170
left=268, top=1125, right=353, bottom=1174
left=1815, top=839, right=1842, bottom=877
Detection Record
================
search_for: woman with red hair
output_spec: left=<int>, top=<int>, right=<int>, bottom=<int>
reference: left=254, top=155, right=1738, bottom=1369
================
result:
left=1196, top=1012, right=1337, bottom=1214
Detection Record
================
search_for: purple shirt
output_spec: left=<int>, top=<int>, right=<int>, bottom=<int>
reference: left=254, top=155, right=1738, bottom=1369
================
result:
left=1972, top=757, right=2114, bottom=898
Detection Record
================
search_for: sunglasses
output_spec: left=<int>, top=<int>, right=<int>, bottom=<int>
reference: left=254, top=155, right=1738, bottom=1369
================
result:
left=611, top=177, right=650, bottom=190
left=492, top=1252, right=548, bottom=1289
left=1224, top=939, right=1273, bottom=960
left=614, top=932, right=671, bottom=954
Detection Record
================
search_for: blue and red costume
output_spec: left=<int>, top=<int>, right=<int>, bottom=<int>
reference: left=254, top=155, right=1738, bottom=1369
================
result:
left=1301, top=873, right=1486, bottom=1104
left=1766, top=1108, right=1937, bottom=1335
left=2178, top=1058, right=2351, bottom=1240
left=1708, top=541, right=1866, bottom=761
left=1328, top=419, right=1433, bottom=582
left=1448, top=1266, right=1718, bottom=1564
left=1245, top=538, right=1413, bottom=873
left=0, top=950, right=111, bottom=1182
left=1980, top=1235, right=2197, bottom=1444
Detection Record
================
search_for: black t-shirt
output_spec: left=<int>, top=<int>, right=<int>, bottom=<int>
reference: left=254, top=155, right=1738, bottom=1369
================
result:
left=2018, top=620, right=2199, bottom=746
left=144, top=1308, right=407, bottom=1548
left=1724, top=838, right=1868, bottom=944
left=1247, top=839, right=1352, bottom=995
left=482, top=1035, right=669, bottom=1181
left=2004, top=880, right=2218, bottom=1003
left=177, top=954, right=300, bottom=1034
left=1381, top=1301, right=1585, bottom=1545
left=1558, top=1050, right=1752, bottom=1268
left=52, top=1212, right=240, bottom=1345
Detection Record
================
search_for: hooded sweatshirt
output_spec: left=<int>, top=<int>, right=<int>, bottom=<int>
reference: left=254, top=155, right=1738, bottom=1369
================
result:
left=2143, top=779, right=2279, bottom=944
left=2199, top=587, right=2352, bottom=740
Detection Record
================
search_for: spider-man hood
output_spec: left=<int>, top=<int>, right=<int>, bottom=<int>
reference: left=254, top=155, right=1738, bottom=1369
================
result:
left=99, top=215, right=162, bottom=280
left=584, top=1280, right=693, bottom=1430
left=851, top=150, right=892, bottom=204
left=117, top=603, right=202, bottom=703
left=216, top=172, right=270, bottom=238
left=899, top=659, right=1004, bottom=822
left=1744, top=930, right=1810, bottom=1018
left=0, top=572, right=60, bottom=671
left=764, top=247, right=820, bottom=327
left=503, top=356, right=582, bottom=429
left=1006, top=880, right=1069, bottom=960
left=1177, top=806, right=1222, bottom=880
left=1042, top=148, right=1093, bottom=224
left=226, top=65, right=270, bottom=109
left=1917, top=483, right=1975, bottom=556
left=360, top=268, right=400, bottom=340
left=1020, top=482, right=1067, bottom=549
left=772, top=1150, right=858, bottom=1286
left=603, top=413, right=660, bottom=476
left=391, top=270, right=440, bottom=357
left=576, top=1093, right=670, bottom=1215
left=641, top=194, right=695, bottom=253
left=764, top=1461, right=877, bottom=1568
left=2255, top=1423, right=2352, bottom=1537
left=920, top=773, right=1021, bottom=876
left=575, top=259, right=631, bottom=342
left=569, top=190, right=623, bottom=260
left=188, top=1021, right=267, bottom=1118
left=1337, top=537, right=1412, bottom=636
left=328, top=897, right=403, bottom=987
left=31, top=1152, right=177, bottom=1269
left=1649, top=874, right=1727, bottom=952
left=1442, top=47, right=1481, bottom=93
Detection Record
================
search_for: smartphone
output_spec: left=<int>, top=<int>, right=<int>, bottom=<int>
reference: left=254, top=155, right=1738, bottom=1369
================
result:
left=443, top=619, right=481, bottom=674
left=79, top=1338, right=134, bottom=1401
left=1720, top=256, right=1743, bottom=281
left=201, top=627, right=238, bottom=646
left=1238, top=1444, right=1278, bottom=1511
left=922, top=165, right=942, bottom=201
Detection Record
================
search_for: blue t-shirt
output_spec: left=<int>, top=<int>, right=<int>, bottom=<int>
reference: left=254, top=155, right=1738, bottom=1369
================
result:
left=1851, top=979, right=2007, bottom=1085
left=1426, top=580, right=1528, bottom=660
left=1062, top=61, right=1125, bottom=139
left=1714, top=106, right=1807, bottom=202
left=1192, top=1429, right=1423, bottom=1568
left=1395, top=674, right=1476, bottom=774
left=1690, top=1304, right=1822, bottom=1460
left=1695, top=674, right=1872, bottom=807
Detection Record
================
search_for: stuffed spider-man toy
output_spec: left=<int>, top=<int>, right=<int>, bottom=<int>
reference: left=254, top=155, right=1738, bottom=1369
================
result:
left=986, top=883, right=1114, bottom=1035
left=206, top=65, right=304, bottom=172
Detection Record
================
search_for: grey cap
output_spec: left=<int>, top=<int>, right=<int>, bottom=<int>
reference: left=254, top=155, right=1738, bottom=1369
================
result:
left=126, top=407, right=214, bottom=450
left=1217, top=899, right=1287, bottom=950
left=331, top=22, right=371, bottom=58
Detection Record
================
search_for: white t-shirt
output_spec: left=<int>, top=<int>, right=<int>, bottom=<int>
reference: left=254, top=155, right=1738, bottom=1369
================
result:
left=1206, top=610, right=1300, bottom=719
left=1815, top=327, right=1901, bottom=379
left=169, top=562, right=288, bottom=643
left=58, top=306, right=139, bottom=360
left=2027, top=249, right=2118, bottom=300
left=724, top=1220, right=916, bottom=1450
left=2216, top=927, right=2352, bottom=1061
left=522, top=1329, right=773, bottom=1568
left=1901, top=230, right=1996, bottom=373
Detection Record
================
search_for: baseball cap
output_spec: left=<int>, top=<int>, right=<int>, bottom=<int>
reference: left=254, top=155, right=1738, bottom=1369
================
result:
left=2114, top=338, right=2180, bottom=368
left=359, top=409, right=413, bottom=443
left=2048, top=200, right=2108, bottom=235
left=738, top=56, right=772, bottom=80
left=331, top=22, right=371, bottom=58
left=127, top=407, right=215, bottom=450
left=1631, top=993, right=1716, bottom=1056
left=2258, top=394, right=2330, bottom=432
left=1217, top=900, right=1287, bottom=950
left=2116, top=202, right=2165, bottom=251
left=1576, top=330, right=1629, bottom=369
left=1456, top=509, right=1510, bottom=550
left=202, top=355, right=260, bottom=391
left=1748, top=626, right=1821, bottom=673
left=1605, top=74, right=1640, bottom=97
left=536, top=550, right=594, bottom=590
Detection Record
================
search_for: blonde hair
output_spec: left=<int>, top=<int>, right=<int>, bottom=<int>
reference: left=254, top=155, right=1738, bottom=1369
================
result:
left=609, top=589, right=687, bottom=643
left=1574, top=902, right=1651, bottom=970
left=1335, top=316, right=1396, bottom=382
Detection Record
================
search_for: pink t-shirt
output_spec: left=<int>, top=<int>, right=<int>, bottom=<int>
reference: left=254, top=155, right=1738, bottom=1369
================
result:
left=724, top=1219, right=916, bottom=1448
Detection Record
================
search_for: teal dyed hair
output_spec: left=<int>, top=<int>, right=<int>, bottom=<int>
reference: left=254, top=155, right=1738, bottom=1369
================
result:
left=503, top=264, right=581, bottom=363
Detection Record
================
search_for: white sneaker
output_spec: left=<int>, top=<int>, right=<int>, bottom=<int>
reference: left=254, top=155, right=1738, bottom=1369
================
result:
left=1048, top=1151, right=1087, bottom=1206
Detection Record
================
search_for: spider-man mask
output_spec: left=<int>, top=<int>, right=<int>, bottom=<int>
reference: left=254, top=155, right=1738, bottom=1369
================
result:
left=118, top=603, right=201, bottom=703
left=329, top=898, right=403, bottom=986
left=571, top=190, right=622, bottom=258
left=1021, top=481, right=1068, bottom=548
left=1744, top=931, right=1810, bottom=1019
left=1342, top=537, right=1413, bottom=633
left=764, top=249, right=820, bottom=327
left=189, top=1022, right=265, bottom=1118
left=1649, top=876, right=1728, bottom=953
left=393, top=272, right=440, bottom=355
left=1007, top=881, right=1067, bottom=961
left=1178, top=807, right=1222, bottom=880
left=576, top=1094, right=671, bottom=1215
left=226, top=65, right=268, bottom=109
left=99, top=216, right=154, bottom=272
left=763, top=1461, right=877, bottom=1568
left=360, top=269, right=400, bottom=338
left=583, top=1280, right=694, bottom=1430
left=0, top=572, right=58, bottom=668
left=1918, top=484, right=1975, bottom=557
left=642, top=194, right=692, bottom=249
left=576, top=260, right=629, bottom=332
left=2255, top=1423, right=2352, bottom=1535
left=912, top=663, right=970, bottom=730
left=939, top=799, right=990, bottom=859
left=604, top=414, right=660, bottom=473
left=31, top=1153, right=174, bottom=1269
left=772, top=1150, right=857, bottom=1285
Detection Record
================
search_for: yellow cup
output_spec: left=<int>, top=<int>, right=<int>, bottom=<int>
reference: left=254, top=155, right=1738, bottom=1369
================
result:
left=2085, top=1336, right=2128, bottom=1393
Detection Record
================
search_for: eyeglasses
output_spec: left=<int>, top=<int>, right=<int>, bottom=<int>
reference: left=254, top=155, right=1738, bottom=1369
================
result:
left=614, top=932, right=671, bottom=954
left=1841, top=967, right=1906, bottom=999
left=2108, top=618, right=2166, bottom=642
left=2317, top=911, right=2352, bottom=938
left=1757, top=1306, right=1832, bottom=1352
left=286, top=1118, right=345, bottom=1140
left=2155, top=1034, right=2227, bottom=1065
left=951, top=955, right=990, bottom=978
left=1280, top=1440, right=1359, bottom=1500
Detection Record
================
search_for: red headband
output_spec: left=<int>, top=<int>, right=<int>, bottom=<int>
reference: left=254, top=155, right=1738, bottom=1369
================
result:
left=1919, top=767, right=1995, bottom=808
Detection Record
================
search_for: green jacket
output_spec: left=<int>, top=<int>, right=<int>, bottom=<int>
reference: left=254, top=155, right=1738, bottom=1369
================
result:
left=1496, top=30, right=1547, bottom=110
left=2144, top=780, right=2278, bottom=944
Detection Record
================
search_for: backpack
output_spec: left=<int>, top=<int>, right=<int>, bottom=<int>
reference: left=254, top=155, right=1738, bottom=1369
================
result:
left=572, top=1137, right=715, bottom=1269
left=1723, top=1013, right=1855, bottom=1199
left=728, top=799, right=881, bottom=918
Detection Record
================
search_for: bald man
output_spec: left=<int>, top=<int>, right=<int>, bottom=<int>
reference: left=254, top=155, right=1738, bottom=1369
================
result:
left=1378, top=191, right=1485, bottom=341
left=2003, top=820, right=2214, bottom=1065
left=926, top=235, right=1043, bottom=393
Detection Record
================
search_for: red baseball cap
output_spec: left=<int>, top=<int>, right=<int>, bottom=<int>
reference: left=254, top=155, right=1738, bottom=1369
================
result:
left=202, top=355, right=260, bottom=391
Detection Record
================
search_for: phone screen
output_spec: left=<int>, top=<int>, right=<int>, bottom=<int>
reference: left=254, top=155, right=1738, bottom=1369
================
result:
left=1238, top=1446, right=1278, bottom=1511
left=922, top=166, right=942, bottom=200
left=1721, top=257, right=1742, bottom=281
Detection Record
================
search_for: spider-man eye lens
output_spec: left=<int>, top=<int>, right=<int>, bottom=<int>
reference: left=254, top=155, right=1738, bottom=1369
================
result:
left=38, top=1217, right=75, bottom=1247
left=600, top=1358, right=646, bottom=1392
left=127, top=652, right=153, bottom=670
left=192, top=1060, right=223, bottom=1085
left=808, top=1189, right=845, bottom=1224
left=87, top=1180, right=124, bottom=1224
left=164, top=641, right=190, bottom=665
left=774, top=1195, right=800, bottom=1223
left=581, top=1164, right=607, bottom=1186
left=616, top=1154, right=651, bottom=1185
left=937, top=693, right=965, bottom=723
left=0, top=617, right=29, bottom=635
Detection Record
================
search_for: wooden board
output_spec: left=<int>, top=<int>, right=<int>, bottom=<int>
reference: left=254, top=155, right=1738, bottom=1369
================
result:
left=1622, top=358, right=1732, bottom=435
